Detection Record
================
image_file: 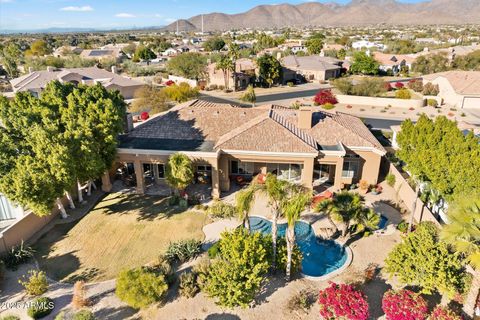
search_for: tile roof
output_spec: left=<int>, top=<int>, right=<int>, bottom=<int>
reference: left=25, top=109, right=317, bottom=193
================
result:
left=282, top=55, right=343, bottom=71
left=121, top=100, right=385, bottom=154
left=423, top=71, right=480, bottom=95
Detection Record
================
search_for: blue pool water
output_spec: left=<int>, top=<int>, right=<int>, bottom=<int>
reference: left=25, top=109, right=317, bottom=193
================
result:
left=378, top=215, right=388, bottom=229
left=249, top=216, right=348, bottom=277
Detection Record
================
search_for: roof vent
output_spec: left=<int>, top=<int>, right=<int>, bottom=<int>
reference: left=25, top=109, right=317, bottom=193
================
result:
left=214, top=111, right=220, bottom=116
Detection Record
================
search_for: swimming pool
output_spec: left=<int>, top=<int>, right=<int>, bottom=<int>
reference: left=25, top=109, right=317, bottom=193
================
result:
left=249, top=216, right=349, bottom=278
left=378, top=214, right=388, bottom=229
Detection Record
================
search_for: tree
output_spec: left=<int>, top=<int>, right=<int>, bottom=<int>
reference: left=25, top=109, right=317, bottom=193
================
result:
left=235, top=182, right=257, bottom=231
left=257, top=54, right=282, bottom=88
left=215, top=55, right=233, bottom=89
left=441, top=195, right=480, bottom=317
left=260, top=173, right=291, bottom=271
left=430, top=306, right=462, bottom=320
left=131, top=85, right=169, bottom=114
left=350, top=51, right=379, bottom=75
left=203, top=37, right=226, bottom=52
left=163, top=82, right=199, bottom=103
left=204, top=228, right=271, bottom=308
left=0, top=43, right=21, bottom=78
left=165, top=153, right=194, bottom=194
left=240, top=85, right=256, bottom=107
left=305, top=32, right=325, bottom=55
left=135, top=45, right=157, bottom=61
left=283, top=188, right=310, bottom=280
left=314, top=89, right=338, bottom=105
left=384, top=222, right=466, bottom=298
left=318, top=282, right=370, bottom=320
left=382, top=289, right=428, bottom=320
left=314, top=200, right=339, bottom=234
left=167, top=53, right=207, bottom=80
left=412, top=53, right=450, bottom=74
left=227, top=42, right=240, bottom=91
left=26, top=40, right=51, bottom=57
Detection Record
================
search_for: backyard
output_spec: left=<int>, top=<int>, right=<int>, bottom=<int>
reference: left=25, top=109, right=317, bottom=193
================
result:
left=33, top=192, right=209, bottom=282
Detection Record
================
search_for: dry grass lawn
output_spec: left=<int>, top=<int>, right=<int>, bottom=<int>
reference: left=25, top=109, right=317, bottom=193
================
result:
left=34, top=192, right=208, bottom=283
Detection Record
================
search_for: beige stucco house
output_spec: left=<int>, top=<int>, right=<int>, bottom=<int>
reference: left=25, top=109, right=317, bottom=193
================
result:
left=207, top=58, right=257, bottom=90
left=423, top=71, right=480, bottom=110
left=108, top=100, right=386, bottom=198
left=281, top=55, right=343, bottom=83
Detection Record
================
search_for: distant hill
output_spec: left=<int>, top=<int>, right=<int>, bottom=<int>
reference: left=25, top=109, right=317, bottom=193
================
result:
left=165, top=0, right=480, bottom=32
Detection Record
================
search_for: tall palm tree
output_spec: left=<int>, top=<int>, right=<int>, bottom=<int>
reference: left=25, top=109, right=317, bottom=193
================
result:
left=283, top=189, right=311, bottom=281
left=215, top=55, right=233, bottom=90
left=260, top=173, right=291, bottom=271
left=441, top=195, right=480, bottom=317
left=227, top=42, right=240, bottom=92
left=235, top=182, right=257, bottom=231
left=165, top=152, right=194, bottom=195
left=315, top=199, right=339, bottom=234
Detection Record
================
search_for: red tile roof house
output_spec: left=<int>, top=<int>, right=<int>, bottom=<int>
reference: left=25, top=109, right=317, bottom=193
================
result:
left=110, top=100, right=386, bottom=198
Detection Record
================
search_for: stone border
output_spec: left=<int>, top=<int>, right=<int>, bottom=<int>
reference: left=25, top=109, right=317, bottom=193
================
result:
left=249, top=214, right=353, bottom=281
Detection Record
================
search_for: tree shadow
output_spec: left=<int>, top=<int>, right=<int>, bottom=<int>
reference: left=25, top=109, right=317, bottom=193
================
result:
left=34, top=250, right=81, bottom=282
left=64, top=267, right=102, bottom=284
left=93, top=306, right=139, bottom=320
left=254, top=274, right=288, bottom=306
left=205, top=313, right=241, bottom=320
left=359, top=274, right=392, bottom=319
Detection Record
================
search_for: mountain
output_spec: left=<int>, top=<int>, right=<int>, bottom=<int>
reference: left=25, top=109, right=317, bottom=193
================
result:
left=166, top=0, right=480, bottom=31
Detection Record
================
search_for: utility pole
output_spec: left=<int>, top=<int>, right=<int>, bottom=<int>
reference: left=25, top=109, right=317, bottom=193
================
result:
left=201, top=14, right=204, bottom=34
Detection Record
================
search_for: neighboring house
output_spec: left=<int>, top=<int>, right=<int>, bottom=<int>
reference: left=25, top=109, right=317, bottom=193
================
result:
left=207, top=58, right=257, bottom=90
left=80, top=48, right=126, bottom=62
left=374, top=52, right=416, bottom=73
left=9, top=66, right=143, bottom=99
left=162, top=47, right=178, bottom=57
left=53, top=46, right=83, bottom=57
left=281, top=55, right=343, bottom=83
left=280, top=41, right=308, bottom=54
left=112, top=100, right=386, bottom=197
left=352, top=40, right=386, bottom=51
left=423, top=71, right=480, bottom=110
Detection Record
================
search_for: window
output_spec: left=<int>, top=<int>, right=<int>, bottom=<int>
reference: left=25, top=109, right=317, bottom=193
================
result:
left=230, top=161, right=253, bottom=175
left=342, top=161, right=359, bottom=178
left=157, top=164, right=165, bottom=179
left=0, top=194, right=16, bottom=221
left=267, top=163, right=303, bottom=182
left=197, top=165, right=212, bottom=173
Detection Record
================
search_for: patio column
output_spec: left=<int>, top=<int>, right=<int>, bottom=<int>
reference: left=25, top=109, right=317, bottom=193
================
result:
left=101, top=171, right=112, bottom=192
left=134, top=160, right=145, bottom=195
left=334, top=156, right=344, bottom=190
left=207, top=157, right=220, bottom=199
left=301, top=158, right=314, bottom=189
left=218, top=156, right=230, bottom=192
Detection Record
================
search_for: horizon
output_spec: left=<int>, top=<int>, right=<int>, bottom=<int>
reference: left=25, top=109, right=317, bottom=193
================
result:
left=1, top=0, right=429, bottom=32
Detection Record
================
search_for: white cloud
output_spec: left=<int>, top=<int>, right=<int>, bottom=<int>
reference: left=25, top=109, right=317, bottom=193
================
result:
left=115, top=13, right=136, bottom=18
left=60, top=6, right=93, bottom=12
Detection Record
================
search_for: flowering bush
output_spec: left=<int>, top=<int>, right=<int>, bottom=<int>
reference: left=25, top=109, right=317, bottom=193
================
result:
left=384, top=82, right=393, bottom=91
left=382, top=289, right=428, bottom=320
left=140, top=111, right=149, bottom=120
left=318, top=282, right=369, bottom=320
left=395, top=82, right=404, bottom=89
left=314, top=90, right=337, bottom=106
left=430, top=306, right=462, bottom=320
left=165, top=80, right=175, bottom=86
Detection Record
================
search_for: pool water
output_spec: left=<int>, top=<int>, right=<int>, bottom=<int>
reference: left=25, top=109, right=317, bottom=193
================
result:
left=249, top=216, right=348, bottom=277
left=378, top=215, right=388, bottom=229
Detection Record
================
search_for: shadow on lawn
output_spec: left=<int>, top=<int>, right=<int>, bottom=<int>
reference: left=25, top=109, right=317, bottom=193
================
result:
left=359, top=274, right=392, bottom=319
left=205, top=314, right=241, bottom=320
left=94, top=306, right=139, bottom=320
left=96, top=193, right=184, bottom=221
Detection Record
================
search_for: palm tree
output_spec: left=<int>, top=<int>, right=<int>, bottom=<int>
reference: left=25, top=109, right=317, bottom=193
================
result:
left=260, top=173, right=291, bottom=270
left=283, top=189, right=311, bottom=281
left=315, top=199, right=339, bottom=234
left=227, top=42, right=240, bottom=92
left=215, top=55, right=233, bottom=90
left=165, top=152, right=194, bottom=195
left=235, top=182, right=257, bottom=231
left=441, top=195, right=480, bottom=317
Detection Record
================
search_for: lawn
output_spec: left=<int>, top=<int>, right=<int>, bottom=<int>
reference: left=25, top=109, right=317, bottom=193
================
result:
left=34, top=192, right=209, bottom=283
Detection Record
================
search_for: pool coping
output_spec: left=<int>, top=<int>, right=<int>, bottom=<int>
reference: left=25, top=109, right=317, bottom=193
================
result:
left=249, top=215, right=353, bottom=281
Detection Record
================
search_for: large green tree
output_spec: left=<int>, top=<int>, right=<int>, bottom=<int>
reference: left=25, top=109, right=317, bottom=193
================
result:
left=135, top=45, right=157, bottom=61
left=350, top=51, right=380, bottom=75
left=165, top=152, right=194, bottom=194
left=167, top=53, right=207, bottom=80
left=306, top=32, right=325, bottom=55
left=256, top=54, right=282, bottom=88
left=215, top=54, right=234, bottom=89
left=412, top=53, right=450, bottom=74
left=203, top=37, right=226, bottom=52
left=0, top=43, right=22, bottom=78
left=385, top=222, right=466, bottom=298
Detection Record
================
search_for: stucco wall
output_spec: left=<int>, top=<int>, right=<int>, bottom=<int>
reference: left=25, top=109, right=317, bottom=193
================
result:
left=423, top=77, right=463, bottom=108
left=355, top=150, right=382, bottom=185
left=336, top=95, right=424, bottom=108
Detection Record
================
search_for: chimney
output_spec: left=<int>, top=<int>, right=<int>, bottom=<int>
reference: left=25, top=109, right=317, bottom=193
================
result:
left=47, top=66, right=54, bottom=72
left=298, top=106, right=313, bottom=129
left=124, top=113, right=134, bottom=133
left=111, top=66, right=118, bottom=74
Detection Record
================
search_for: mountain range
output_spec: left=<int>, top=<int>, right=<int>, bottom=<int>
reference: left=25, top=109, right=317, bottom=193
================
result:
left=165, top=0, right=480, bottom=32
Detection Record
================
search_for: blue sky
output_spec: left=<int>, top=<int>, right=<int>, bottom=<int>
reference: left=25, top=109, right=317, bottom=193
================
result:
left=0, top=0, right=427, bottom=31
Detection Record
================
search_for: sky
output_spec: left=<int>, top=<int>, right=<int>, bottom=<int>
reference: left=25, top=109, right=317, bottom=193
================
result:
left=0, top=0, right=428, bottom=31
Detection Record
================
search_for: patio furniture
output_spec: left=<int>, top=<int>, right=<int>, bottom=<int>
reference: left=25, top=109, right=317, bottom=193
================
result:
left=311, top=190, right=334, bottom=207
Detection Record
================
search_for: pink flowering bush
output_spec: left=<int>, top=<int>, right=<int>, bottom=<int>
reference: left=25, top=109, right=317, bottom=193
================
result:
left=430, top=306, right=462, bottom=320
left=395, top=82, right=404, bottom=89
left=382, top=289, right=428, bottom=320
left=318, top=282, right=369, bottom=320
left=314, top=90, right=338, bottom=106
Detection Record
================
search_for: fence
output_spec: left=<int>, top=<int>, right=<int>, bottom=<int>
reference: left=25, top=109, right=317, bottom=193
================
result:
left=336, top=94, right=424, bottom=109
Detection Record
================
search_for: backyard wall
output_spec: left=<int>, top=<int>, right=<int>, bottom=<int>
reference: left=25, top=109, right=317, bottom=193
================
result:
left=387, top=163, right=440, bottom=226
left=168, top=75, right=198, bottom=88
left=337, top=95, right=424, bottom=109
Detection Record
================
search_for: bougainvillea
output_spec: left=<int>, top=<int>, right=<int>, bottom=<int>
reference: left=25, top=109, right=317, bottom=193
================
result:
left=318, top=282, right=369, bottom=320
left=314, top=89, right=338, bottom=106
left=382, top=289, right=428, bottom=320
left=395, top=82, right=404, bottom=89
left=384, top=82, right=393, bottom=91
left=140, top=111, right=149, bottom=120
left=165, top=80, right=175, bottom=86
left=429, top=306, right=462, bottom=320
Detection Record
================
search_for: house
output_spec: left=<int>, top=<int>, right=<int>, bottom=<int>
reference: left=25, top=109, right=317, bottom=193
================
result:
left=280, top=41, right=308, bottom=54
left=9, top=66, right=143, bottom=100
left=53, top=46, right=83, bottom=57
left=281, top=55, right=343, bottom=83
left=352, top=40, right=386, bottom=51
left=373, top=52, right=417, bottom=74
left=207, top=58, right=257, bottom=90
left=423, top=71, right=480, bottom=110
left=162, top=47, right=178, bottom=57
left=80, top=48, right=126, bottom=62
left=109, top=100, right=386, bottom=198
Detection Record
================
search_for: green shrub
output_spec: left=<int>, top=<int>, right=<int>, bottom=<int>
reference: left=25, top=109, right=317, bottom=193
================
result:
left=73, top=310, right=96, bottom=320
left=427, top=99, right=438, bottom=107
left=1, top=242, right=34, bottom=270
left=385, top=173, right=396, bottom=187
left=1, top=316, right=21, bottom=320
left=422, top=82, right=439, bottom=96
left=287, top=81, right=294, bottom=87
left=207, top=241, right=221, bottom=258
left=192, top=258, right=211, bottom=290
left=156, top=255, right=176, bottom=285
left=115, top=267, right=168, bottom=309
left=206, top=200, right=235, bottom=219
left=322, top=103, right=335, bottom=110
left=27, top=297, right=54, bottom=319
left=164, top=239, right=202, bottom=263
left=397, top=220, right=409, bottom=233
left=395, top=88, right=411, bottom=99
left=179, top=272, right=199, bottom=298
left=19, top=270, right=48, bottom=296
left=276, top=238, right=303, bottom=276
